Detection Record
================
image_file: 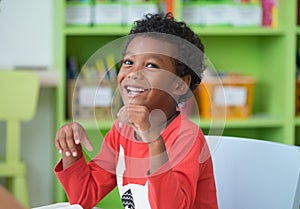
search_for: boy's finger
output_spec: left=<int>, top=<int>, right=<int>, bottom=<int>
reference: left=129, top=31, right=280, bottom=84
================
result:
left=55, top=131, right=63, bottom=153
left=56, top=130, right=70, bottom=154
left=65, top=128, right=77, bottom=157
left=58, top=133, right=70, bottom=157
left=72, top=123, right=81, bottom=145
left=55, top=137, right=63, bottom=154
left=117, top=107, right=128, bottom=125
left=117, top=105, right=127, bottom=118
left=82, top=135, right=93, bottom=152
left=65, top=125, right=73, bottom=139
left=73, top=123, right=93, bottom=152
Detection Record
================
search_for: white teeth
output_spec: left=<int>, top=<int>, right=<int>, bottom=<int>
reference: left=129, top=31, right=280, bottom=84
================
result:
left=126, top=86, right=146, bottom=96
left=126, top=86, right=145, bottom=93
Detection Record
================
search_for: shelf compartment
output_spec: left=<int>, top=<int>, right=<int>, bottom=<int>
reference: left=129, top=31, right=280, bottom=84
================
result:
left=64, top=25, right=132, bottom=36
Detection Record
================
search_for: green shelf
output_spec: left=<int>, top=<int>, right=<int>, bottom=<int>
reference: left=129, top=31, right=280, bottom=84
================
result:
left=191, top=26, right=285, bottom=36
left=296, top=117, right=300, bottom=126
left=193, top=115, right=284, bottom=129
left=66, top=119, right=114, bottom=131
left=64, top=25, right=132, bottom=36
left=296, top=27, right=300, bottom=34
left=64, top=25, right=286, bottom=36
left=69, top=114, right=284, bottom=132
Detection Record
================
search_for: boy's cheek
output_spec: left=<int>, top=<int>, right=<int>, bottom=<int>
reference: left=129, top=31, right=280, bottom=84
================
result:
left=116, top=73, right=123, bottom=84
left=118, top=88, right=129, bottom=105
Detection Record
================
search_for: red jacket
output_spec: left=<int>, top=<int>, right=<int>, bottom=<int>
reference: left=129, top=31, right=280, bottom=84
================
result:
left=55, top=113, right=218, bottom=209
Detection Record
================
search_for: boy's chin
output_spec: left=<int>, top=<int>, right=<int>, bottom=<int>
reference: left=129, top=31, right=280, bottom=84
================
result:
left=122, top=96, right=143, bottom=105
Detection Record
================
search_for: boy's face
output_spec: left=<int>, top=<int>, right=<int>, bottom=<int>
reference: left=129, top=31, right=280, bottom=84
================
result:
left=117, top=36, right=185, bottom=112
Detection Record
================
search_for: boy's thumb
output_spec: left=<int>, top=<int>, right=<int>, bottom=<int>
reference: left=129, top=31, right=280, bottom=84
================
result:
left=82, top=136, right=93, bottom=151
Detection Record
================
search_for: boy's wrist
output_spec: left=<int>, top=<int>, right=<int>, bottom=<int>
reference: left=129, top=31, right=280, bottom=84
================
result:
left=62, top=150, right=83, bottom=169
left=139, top=128, right=161, bottom=143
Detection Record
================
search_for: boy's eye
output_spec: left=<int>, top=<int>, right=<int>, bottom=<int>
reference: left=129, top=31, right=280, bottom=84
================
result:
left=123, top=59, right=133, bottom=65
left=146, top=63, right=159, bottom=68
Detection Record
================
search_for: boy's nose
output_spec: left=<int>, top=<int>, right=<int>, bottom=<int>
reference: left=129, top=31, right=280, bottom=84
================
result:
left=127, top=69, right=144, bottom=80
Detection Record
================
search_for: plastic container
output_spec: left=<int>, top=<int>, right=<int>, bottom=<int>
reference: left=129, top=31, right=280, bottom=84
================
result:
left=67, top=79, right=120, bottom=120
left=65, top=0, right=93, bottom=25
left=93, top=0, right=123, bottom=25
left=195, top=74, right=256, bottom=119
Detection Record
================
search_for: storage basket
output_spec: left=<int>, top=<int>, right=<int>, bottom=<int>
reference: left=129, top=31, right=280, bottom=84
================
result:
left=65, top=0, right=93, bottom=25
left=67, top=79, right=120, bottom=121
left=296, top=76, right=300, bottom=116
left=194, top=75, right=255, bottom=119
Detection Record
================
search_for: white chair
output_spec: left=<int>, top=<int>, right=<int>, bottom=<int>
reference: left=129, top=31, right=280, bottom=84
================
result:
left=206, top=136, right=300, bottom=209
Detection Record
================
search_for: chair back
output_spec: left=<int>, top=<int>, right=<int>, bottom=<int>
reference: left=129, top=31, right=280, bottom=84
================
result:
left=206, top=136, right=300, bottom=209
left=0, top=70, right=39, bottom=163
left=0, top=70, right=39, bottom=121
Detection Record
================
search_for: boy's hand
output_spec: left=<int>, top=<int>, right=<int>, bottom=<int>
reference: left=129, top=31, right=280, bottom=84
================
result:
left=55, top=122, right=93, bottom=167
left=117, top=105, right=166, bottom=143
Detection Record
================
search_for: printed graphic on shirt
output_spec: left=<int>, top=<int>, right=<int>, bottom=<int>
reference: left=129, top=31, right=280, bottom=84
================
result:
left=117, top=145, right=152, bottom=209
left=121, top=189, right=135, bottom=209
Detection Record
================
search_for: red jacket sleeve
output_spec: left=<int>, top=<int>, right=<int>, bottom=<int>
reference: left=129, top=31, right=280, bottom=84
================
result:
left=147, top=129, right=218, bottom=209
left=54, top=131, right=118, bottom=209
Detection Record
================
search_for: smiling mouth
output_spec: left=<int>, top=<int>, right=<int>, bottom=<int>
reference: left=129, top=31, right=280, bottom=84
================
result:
left=125, top=85, right=148, bottom=97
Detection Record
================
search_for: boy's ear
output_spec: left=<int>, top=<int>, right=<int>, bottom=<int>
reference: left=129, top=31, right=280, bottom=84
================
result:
left=174, top=75, right=191, bottom=95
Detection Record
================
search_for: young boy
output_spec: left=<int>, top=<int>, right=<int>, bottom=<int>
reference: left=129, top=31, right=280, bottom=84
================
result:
left=54, top=13, right=218, bottom=209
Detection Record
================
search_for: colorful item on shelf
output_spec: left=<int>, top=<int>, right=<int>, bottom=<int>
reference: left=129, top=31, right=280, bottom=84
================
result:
left=67, top=54, right=120, bottom=120
left=194, top=73, right=256, bottom=119
left=261, top=0, right=277, bottom=28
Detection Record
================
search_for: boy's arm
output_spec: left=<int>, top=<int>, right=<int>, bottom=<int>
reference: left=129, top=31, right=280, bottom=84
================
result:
left=61, top=144, right=83, bottom=169
left=55, top=155, right=117, bottom=209
left=54, top=128, right=118, bottom=209
left=147, top=135, right=168, bottom=174
left=147, top=134, right=217, bottom=209
left=55, top=122, right=93, bottom=170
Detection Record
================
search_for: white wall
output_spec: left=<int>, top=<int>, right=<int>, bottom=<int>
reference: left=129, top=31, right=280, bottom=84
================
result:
left=0, top=0, right=53, bottom=68
left=21, top=88, right=55, bottom=207
left=0, top=0, right=55, bottom=207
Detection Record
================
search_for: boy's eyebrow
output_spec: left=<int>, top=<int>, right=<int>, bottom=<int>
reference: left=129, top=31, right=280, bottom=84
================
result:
left=124, top=51, right=171, bottom=63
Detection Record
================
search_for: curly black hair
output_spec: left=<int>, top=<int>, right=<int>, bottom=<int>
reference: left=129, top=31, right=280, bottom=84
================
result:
left=124, top=12, right=205, bottom=102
